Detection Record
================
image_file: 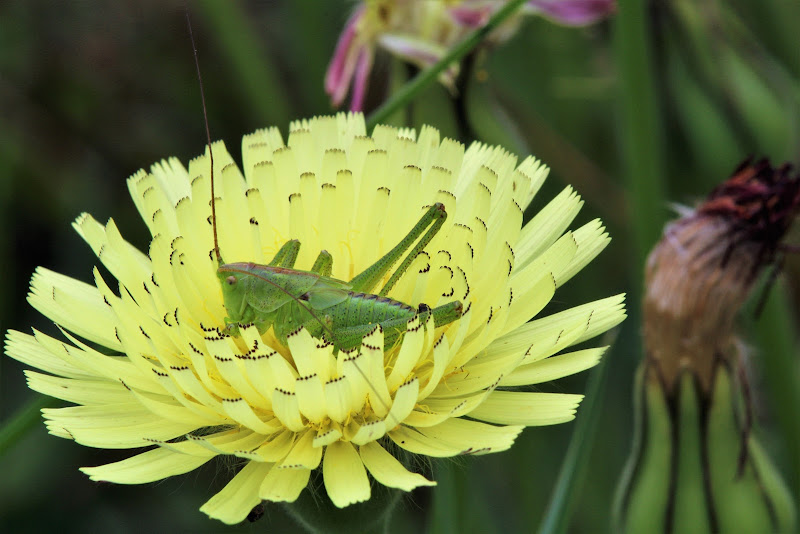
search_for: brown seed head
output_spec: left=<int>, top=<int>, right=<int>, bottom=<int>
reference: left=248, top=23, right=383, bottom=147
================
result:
left=643, top=159, right=800, bottom=391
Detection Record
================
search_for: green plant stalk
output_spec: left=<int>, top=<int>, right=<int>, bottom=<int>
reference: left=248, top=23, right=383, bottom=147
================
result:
left=366, top=0, right=528, bottom=130
left=613, top=0, right=666, bottom=269
left=0, top=395, right=57, bottom=456
left=429, top=461, right=464, bottom=534
left=537, top=351, right=610, bottom=534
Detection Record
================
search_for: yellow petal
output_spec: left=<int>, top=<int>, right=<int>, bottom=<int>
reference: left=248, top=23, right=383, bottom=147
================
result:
left=43, top=403, right=197, bottom=448
left=468, top=391, right=583, bottom=426
left=515, top=186, right=582, bottom=267
left=323, top=441, right=370, bottom=507
left=26, top=267, right=119, bottom=350
left=360, top=441, right=435, bottom=490
left=280, top=430, right=322, bottom=469
left=24, top=371, right=131, bottom=405
left=557, top=219, right=610, bottom=286
left=259, top=465, right=310, bottom=502
left=82, top=447, right=211, bottom=484
left=221, top=398, right=282, bottom=434
left=385, top=377, right=419, bottom=430
left=500, top=347, right=607, bottom=387
left=390, top=418, right=522, bottom=457
left=200, top=461, right=271, bottom=524
left=5, top=330, right=91, bottom=379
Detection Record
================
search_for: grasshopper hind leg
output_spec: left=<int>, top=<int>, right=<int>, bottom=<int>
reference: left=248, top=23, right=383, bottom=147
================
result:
left=270, top=239, right=333, bottom=276
left=348, top=203, right=447, bottom=296
left=417, top=301, right=463, bottom=329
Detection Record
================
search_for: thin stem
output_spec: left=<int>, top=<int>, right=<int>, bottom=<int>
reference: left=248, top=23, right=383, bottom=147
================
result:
left=366, top=0, right=528, bottom=130
left=537, top=352, right=611, bottom=534
left=0, top=395, right=57, bottom=456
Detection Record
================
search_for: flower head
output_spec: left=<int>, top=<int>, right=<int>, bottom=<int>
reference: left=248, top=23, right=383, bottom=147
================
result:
left=644, top=159, right=800, bottom=389
left=6, top=113, right=624, bottom=524
left=326, top=0, right=616, bottom=110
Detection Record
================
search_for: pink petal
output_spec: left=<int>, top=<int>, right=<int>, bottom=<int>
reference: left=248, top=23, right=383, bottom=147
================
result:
left=527, top=0, right=616, bottom=26
left=378, top=34, right=457, bottom=91
left=325, top=6, right=367, bottom=107
left=449, top=5, right=494, bottom=28
left=378, top=34, right=443, bottom=67
left=349, top=47, right=374, bottom=112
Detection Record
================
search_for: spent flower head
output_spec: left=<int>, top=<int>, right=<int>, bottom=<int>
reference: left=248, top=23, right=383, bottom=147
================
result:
left=644, top=158, right=800, bottom=389
left=326, top=0, right=616, bottom=110
left=615, top=159, right=799, bottom=533
left=6, top=113, right=624, bottom=524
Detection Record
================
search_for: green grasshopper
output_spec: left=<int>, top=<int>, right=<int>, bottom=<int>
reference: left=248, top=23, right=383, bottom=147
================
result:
left=214, top=201, right=464, bottom=352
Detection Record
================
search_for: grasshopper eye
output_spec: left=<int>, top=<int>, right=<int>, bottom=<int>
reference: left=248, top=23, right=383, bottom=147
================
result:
left=226, top=276, right=237, bottom=285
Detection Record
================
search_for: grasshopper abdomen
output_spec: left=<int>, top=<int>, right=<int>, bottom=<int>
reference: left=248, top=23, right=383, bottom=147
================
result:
left=322, top=293, right=464, bottom=351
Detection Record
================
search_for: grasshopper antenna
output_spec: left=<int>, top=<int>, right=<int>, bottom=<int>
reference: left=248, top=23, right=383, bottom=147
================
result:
left=185, top=9, right=397, bottom=427
left=186, top=9, right=221, bottom=264
left=184, top=10, right=336, bottom=345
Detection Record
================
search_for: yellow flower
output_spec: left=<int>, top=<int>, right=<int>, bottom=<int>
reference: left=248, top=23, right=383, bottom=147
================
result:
left=6, top=113, right=624, bottom=524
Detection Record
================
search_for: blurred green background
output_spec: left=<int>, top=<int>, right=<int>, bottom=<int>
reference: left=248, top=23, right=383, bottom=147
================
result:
left=1, top=1, right=798, bottom=532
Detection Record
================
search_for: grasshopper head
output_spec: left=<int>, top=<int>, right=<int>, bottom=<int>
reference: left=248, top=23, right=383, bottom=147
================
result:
left=217, top=264, right=248, bottom=322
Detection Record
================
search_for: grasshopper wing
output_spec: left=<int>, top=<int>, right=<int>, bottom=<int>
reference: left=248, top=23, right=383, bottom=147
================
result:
left=303, top=276, right=352, bottom=310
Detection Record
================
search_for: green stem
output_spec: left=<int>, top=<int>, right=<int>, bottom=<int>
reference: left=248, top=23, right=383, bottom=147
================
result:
left=0, top=396, right=57, bottom=456
left=613, top=0, right=666, bottom=271
left=366, top=0, right=528, bottom=130
left=537, top=352, right=611, bottom=534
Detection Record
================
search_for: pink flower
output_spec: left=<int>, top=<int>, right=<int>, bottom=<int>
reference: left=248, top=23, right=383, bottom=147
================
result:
left=525, top=0, right=616, bottom=26
left=325, top=0, right=616, bottom=110
left=324, top=6, right=373, bottom=111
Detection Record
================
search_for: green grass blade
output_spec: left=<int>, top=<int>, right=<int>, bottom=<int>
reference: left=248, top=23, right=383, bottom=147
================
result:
left=537, top=350, right=611, bottom=534
left=194, top=0, right=290, bottom=126
left=753, top=284, right=800, bottom=500
left=613, top=0, right=666, bottom=270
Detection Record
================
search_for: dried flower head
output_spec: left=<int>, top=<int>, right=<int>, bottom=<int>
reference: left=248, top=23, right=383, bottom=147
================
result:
left=644, top=159, right=800, bottom=389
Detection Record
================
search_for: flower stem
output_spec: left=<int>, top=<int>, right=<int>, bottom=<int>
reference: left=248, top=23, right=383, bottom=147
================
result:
left=537, top=352, right=611, bottom=534
left=0, top=395, right=57, bottom=456
left=366, top=0, right=528, bottom=130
